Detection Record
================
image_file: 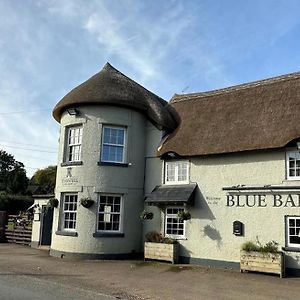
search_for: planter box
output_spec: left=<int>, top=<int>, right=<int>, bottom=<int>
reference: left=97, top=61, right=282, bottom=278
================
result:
left=144, top=242, right=179, bottom=264
left=240, top=250, right=285, bottom=278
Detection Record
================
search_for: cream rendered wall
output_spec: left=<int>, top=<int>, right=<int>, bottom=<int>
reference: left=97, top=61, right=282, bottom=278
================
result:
left=51, top=105, right=150, bottom=256
left=143, top=123, right=163, bottom=236
left=185, top=150, right=300, bottom=269
left=145, top=149, right=300, bottom=269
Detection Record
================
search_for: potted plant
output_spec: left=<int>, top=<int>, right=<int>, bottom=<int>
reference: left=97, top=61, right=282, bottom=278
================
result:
left=240, top=240, right=285, bottom=278
left=140, top=210, right=153, bottom=220
left=80, top=197, right=94, bottom=208
left=47, top=198, right=59, bottom=208
left=177, top=210, right=191, bottom=221
left=144, top=231, right=179, bottom=264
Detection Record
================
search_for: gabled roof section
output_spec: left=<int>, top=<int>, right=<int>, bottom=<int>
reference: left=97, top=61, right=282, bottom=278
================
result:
left=158, top=71, right=300, bottom=156
left=53, top=63, right=177, bottom=131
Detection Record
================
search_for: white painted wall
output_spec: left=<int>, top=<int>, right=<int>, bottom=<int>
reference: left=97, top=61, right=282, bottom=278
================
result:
left=51, top=105, right=162, bottom=256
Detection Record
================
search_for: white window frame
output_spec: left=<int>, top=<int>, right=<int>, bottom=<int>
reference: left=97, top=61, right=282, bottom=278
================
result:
left=66, top=126, right=83, bottom=163
left=164, top=160, right=189, bottom=185
left=286, top=216, right=300, bottom=248
left=101, top=125, right=126, bottom=164
left=96, top=194, right=123, bottom=233
left=164, top=206, right=186, bottom=239
left=62, top=193, right=78, bottom=231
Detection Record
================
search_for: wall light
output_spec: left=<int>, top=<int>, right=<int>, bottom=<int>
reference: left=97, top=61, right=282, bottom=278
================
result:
left=66, top=108, right=79, bottom=116
left=297, top=141, right=300, bottom=150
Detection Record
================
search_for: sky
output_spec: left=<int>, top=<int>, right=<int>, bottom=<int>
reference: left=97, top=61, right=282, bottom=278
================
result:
left=1, top=0, right=300, bottom=178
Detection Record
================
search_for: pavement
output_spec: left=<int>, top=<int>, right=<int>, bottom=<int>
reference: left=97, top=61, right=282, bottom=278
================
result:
left=1, top=244, right=300, bottom=300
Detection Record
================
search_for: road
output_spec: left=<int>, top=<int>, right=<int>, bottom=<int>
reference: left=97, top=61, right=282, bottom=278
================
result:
left=1, top=244, right=300, bottom=299
left=0, top=273, right=115, bottom=300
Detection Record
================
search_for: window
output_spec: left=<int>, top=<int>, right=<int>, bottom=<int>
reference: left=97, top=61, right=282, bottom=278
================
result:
left=165, top=161, right=189, bottom=184
left=101, top=126, right=126, bottom=163
left=97, top=195, right=122, bottom=232
left=62, top=194, right=78, bottom=230
left=165, top=207, right=185, bottom=238
left=66, top=126, right=82, bottom=162
left=286, top=151, right=300, bottom=180
left=286, top=216, right=300, bottom=248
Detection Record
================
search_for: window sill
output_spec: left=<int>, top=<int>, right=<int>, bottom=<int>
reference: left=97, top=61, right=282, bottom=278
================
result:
left=56, top=230, right=78, bottom=237
left=93, top=232, right=124, bottom=238
left=97, top=162, right=128, bottom=167
left=61, top=161, right=83, bottom=167
left=282, top=246, right=300, bottom=252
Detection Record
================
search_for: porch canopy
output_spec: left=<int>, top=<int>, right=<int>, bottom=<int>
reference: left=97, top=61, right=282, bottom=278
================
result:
left=145, top=183, right=197, bottom=205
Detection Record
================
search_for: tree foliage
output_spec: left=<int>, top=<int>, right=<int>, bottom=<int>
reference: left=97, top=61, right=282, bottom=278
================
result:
left=0, top=150, right=28, bottom=194
left=30, top=165, right=57, bottom=194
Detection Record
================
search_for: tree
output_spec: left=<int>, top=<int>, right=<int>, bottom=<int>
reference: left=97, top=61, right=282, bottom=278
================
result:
left=30, top=165, right=57, bottom=194
left=0, top=150, right=28, bottom=194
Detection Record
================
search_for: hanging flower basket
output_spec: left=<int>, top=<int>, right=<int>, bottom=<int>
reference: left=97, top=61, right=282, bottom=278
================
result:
left=140, top=210, right=154, bottom=220
left=47, top=198, right=59, bottom=208
left=177, top=210, right=191, bottom=221
left=80, top=197, right=94, bottom=208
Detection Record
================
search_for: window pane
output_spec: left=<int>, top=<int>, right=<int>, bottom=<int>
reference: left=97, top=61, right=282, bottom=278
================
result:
left=98, top=195, right=122, bottom=232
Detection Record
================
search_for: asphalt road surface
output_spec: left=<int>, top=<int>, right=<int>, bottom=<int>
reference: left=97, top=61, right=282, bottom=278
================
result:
left=2, top=244, right=300, bottom=300
left=0, top=273, right=115, bottom=300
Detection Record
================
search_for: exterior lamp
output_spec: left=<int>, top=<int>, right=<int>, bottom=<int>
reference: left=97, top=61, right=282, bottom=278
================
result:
left=66, top=108, right=79, bottom=116
left=297, top=141, right=300, bottom=150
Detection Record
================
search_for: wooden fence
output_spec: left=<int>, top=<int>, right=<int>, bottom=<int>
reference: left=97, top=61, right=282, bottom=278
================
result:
left=5, top=225, right=32, bottom=246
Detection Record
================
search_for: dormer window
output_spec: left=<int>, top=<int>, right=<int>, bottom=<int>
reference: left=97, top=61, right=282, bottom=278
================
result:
left=164, top=161, right=189, bottom=185
left=286, top=151, right=300, bottom=180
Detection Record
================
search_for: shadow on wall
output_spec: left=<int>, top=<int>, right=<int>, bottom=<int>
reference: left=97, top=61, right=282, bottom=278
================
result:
left=193, top=188, right=215, bottom=221
left=202, top=224, right=223, bottom=249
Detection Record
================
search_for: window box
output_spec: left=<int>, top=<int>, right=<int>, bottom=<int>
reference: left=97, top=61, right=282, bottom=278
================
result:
left=144, top=242, right=179, bottom=264
left=240, top=250, right=285, bottom=278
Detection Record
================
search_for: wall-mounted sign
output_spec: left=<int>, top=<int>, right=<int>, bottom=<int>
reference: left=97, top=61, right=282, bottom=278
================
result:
left=61, top=167, right=79, bottom=186
left=226, top=194, right=300, bottom=208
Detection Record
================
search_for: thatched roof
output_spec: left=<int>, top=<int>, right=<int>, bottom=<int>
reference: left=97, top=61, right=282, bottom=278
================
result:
left=158, top=71, right=300, bottom=156
left=53, top=63, right=177, bottom=131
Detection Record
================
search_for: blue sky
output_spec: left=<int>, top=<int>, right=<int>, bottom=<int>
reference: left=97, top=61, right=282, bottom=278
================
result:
left=1, top=0, right=300, bottom=177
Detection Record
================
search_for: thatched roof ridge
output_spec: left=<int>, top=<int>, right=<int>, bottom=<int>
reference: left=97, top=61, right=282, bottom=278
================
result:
left=158, top=71, right=300, bottom=156
left=53, top=63, right=177, bottom=131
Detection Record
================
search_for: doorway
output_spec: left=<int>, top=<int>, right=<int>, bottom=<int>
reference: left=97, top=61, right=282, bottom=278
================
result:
left=40, top=206, right=53, bottom=246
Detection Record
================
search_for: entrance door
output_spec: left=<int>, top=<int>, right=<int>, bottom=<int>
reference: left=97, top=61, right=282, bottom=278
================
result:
left=40, top=206, right=53, bottom=245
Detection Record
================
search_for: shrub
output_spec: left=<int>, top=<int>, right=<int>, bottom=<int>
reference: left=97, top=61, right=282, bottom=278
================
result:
left=242, top=240, right=279, bottom=253
left=47, top=198, right=59, bottom=208
left=145, top=231, right=177, bottom=244
left=177, top=210, right=191, bottom=221
left=0, top=193, right=33, bottom=214
left=80, top=197, right=94, bottom=208
left=140, top=210, right=153, bottom=220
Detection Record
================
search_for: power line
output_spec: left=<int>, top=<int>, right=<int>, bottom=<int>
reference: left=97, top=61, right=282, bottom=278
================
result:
left=0, top=144, right=57, bottom=153
left=0, top=108, right=52, bottom=115
left=0, top=140, right=57, bottom=150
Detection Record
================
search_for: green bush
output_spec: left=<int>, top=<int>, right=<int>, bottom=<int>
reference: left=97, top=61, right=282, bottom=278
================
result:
left=0, top=193, right=33, bottom=214
left=145, top=231, right=177, bottom=244
left=242, top=240, right=279, bottom=253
